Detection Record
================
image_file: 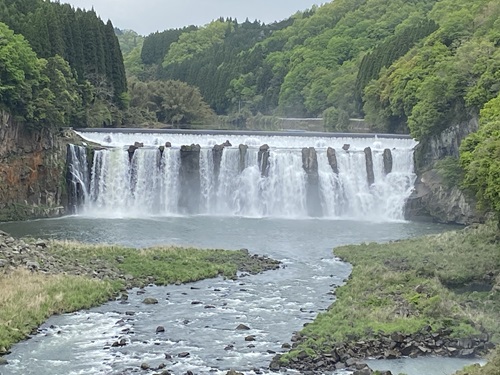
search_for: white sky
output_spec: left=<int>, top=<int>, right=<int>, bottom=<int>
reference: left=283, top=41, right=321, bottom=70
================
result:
left=62, top=0, right=324, bottom=35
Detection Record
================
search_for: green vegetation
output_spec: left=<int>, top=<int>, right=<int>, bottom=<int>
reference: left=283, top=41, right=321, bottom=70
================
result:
left=48, top=241, right=273, bottom=284
left=364, top=0, right=500, bottom=139
left=281, top=222, right=500, bottom=362
left=0, top=0, right=127, bottom=127
left=0, top=240, right=278, bottom=352
left=455, top=347, right=500, bottom=375
left=126, top=78, right=214, bottom=126
left=0, top=269, right=117, bottom=353
left=460, top=94, right=500, bottom=221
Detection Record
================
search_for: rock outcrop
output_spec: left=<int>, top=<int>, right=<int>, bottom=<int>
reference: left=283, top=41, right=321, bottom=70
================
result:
left=383, top=148, right=393, bottom=175
left=0, top=111, right=68, bottom=221
left=406, top=116, right=484, bottom=224
left=302, top=147, right=323, bottom=217
left=326, top=147, right=339, bottom=174
left=364, top=147, right=374, bottom=186
left=272, top=327, right=492, bottom=373
left=179, top=144, right=201, bottom=214
left=405, top=170, right=482, bottom=224
left=258, top=144, right=270, bottom=177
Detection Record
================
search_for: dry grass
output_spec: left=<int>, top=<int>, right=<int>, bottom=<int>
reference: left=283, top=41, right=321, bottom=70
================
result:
left=0, top=269, right=117, bottom=352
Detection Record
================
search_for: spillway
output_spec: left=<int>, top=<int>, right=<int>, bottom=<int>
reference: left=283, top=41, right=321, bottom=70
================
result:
left=67, top=130, right=417, bottom=220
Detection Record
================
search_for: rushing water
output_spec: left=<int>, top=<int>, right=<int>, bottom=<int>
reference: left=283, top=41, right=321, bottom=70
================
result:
left=0, top=216, right=477, bottom=375
left=69, top=131, right=417, bottom=220
left=0, top=132, right=483, bottom=374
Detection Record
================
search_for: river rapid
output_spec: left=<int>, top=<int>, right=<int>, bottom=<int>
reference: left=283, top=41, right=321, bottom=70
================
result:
left=0, top=216, right=483, bottom=375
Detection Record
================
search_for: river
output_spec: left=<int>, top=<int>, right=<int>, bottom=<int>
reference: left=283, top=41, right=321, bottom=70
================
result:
left=0, top=216, right=483, bottom=375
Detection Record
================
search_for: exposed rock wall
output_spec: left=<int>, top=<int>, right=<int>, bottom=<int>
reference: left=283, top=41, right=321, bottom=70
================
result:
left=406, top=116, right=484, bottom=224
left=0, top=111, right=67, bottom=221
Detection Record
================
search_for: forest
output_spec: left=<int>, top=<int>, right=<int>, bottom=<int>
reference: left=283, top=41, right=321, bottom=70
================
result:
left=0, top=0, right=127, bottom=127
left=0, top=0, right=500, bottom=220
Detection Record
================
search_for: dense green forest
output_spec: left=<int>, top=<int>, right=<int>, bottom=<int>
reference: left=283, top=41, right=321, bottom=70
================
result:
left=1, top=0, right=500, bottom=221
left=118, top=0, right=500, bottom=220
left=0, top=0, right=127, bottom=127
left=125, top=0, right=499, bottom=135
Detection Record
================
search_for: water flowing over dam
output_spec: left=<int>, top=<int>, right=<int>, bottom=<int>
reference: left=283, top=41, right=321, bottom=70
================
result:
left=68, top=130, right=417, bottom=220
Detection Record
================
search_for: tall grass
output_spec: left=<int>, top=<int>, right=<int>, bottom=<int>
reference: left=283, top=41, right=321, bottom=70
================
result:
left=0, top=269, right=116, bottom=352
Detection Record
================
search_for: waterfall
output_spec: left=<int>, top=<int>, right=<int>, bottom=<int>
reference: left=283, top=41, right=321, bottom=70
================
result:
left=66, top=144, right=90, bottom=213
left=68, top=132, right=417, bottom=221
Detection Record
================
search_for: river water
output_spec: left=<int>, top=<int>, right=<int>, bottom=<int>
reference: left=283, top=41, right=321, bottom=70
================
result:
left=0, top=216, right=483, bottom=375
left=0, top=131, right=485, bottom=374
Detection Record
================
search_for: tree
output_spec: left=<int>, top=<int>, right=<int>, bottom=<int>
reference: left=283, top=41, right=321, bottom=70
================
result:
left=127, top=79, right=214, bottom=126
left=460, top=94, right=500, bottom=221
left=0, top=22, right=42, bottom=118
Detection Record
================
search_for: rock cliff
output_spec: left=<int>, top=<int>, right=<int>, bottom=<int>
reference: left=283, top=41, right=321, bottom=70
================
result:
left=405, top=116, right=484, bottom=224
left=0, top=111, right=68, bottom=221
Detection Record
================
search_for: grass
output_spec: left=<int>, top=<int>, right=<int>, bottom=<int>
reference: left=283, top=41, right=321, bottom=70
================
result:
left=0, top=241, right=278, bottom=354
left=281, top=222, right=500, bottom=362
left=48, top=241, right=276, bottom=284
left=0, top=269, right=117, bottom=353
left=454, top=347, right=500, bottom=375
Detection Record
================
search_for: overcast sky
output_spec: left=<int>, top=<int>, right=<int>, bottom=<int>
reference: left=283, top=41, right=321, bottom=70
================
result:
left=62, top=0, right=324, bottom=35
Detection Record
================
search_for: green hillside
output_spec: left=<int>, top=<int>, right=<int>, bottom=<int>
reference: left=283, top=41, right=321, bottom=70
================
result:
left=0, top=0, right=127, bottom=127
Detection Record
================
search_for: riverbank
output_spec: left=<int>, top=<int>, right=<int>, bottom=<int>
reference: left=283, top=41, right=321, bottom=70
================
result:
left=0, top=230, right=280, bottom=357
left=272, top=222, right=499, bottom=373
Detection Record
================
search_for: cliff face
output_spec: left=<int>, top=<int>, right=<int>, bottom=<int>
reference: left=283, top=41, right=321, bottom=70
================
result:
left=0, top=111, right=67, bottom=221
left=405, top=116, right=484, bottom=224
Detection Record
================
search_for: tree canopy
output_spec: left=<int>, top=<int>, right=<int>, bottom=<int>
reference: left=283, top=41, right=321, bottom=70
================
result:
left=0, top=0, right=128, bottom=128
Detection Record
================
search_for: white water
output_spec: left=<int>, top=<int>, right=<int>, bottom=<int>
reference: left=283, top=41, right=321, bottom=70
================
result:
left=76, top=131, right=417, bottom=150
left=69, top=132, right=417, bottom=220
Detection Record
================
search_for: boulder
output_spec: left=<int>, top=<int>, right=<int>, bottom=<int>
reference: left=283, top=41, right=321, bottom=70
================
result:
left=236, top=324, right=251, bottom=330
left=142, top=298, right=158, bottom=305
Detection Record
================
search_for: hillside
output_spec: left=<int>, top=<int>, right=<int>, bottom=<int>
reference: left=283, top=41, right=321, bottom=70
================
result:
left=0, top=0, right=127, bottom=128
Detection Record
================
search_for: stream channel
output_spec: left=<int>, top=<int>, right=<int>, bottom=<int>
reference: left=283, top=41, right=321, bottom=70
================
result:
left=0, top=216, right=484, bottom=375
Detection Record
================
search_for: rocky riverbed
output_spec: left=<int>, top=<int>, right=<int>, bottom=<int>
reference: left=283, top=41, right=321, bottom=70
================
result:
left=1, top=224, right=495, bottom=375
left=270, top=327, right=492, bottom=374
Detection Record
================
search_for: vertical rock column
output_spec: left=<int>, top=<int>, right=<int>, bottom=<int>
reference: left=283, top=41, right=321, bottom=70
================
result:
left=179, top=144, right=201, bottom=214
left=364, top=147, right=375, bottom=186
left=327, top=147, right=339, bottom=174
left=383, top=148, right=393, bottom=175
left=258, top=144, right=270, bottom=177
left=212, top=144, right=224, bottom=181
left=239, top=144, right=248, bottom=173
left=302, top=147, right=323, bottom=217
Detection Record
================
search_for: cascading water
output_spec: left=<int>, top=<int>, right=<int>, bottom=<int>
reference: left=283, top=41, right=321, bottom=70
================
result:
left=68, top=131, right=417, bottom=220
left=66, top=144, right=90, bottom=212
